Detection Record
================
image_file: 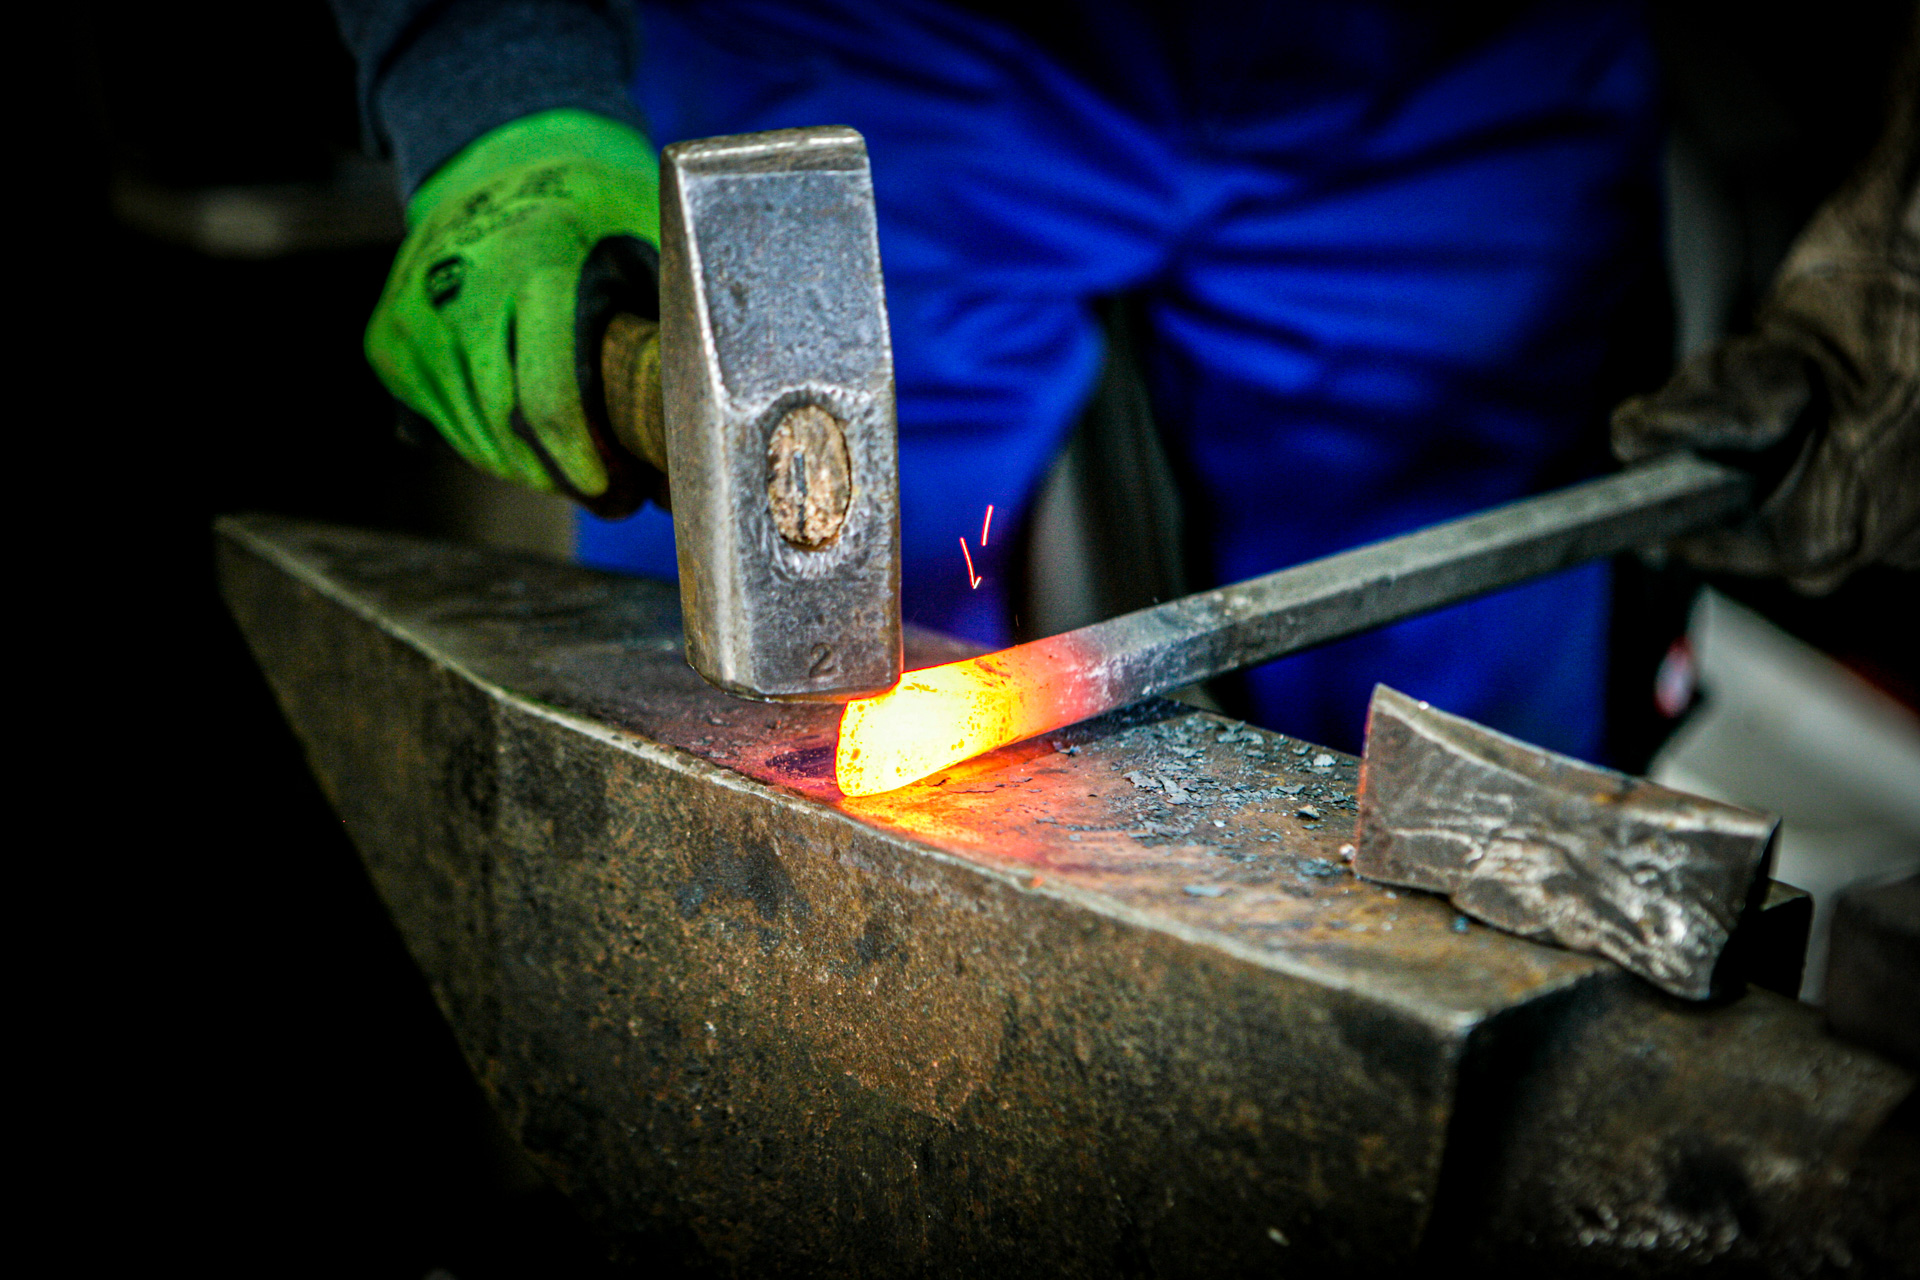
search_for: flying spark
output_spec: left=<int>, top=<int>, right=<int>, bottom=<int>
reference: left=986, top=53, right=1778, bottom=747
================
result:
left=959, top=537, right=981, bottom=589
left=980, top=504, right=994, bottom=547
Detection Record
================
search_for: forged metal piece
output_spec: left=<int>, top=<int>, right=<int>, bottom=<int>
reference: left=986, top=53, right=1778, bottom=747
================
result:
left=835, top=454, right=1750, bottom=790
left=1354, top=685, right=1778, bottom=1000
left=218, top=516, right=1913, bottom=1277
left=659, top=126, right=901, bottom=702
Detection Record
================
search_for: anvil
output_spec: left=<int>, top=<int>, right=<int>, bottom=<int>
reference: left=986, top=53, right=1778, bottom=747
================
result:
left=218, top=515, right=1915, bottom=1277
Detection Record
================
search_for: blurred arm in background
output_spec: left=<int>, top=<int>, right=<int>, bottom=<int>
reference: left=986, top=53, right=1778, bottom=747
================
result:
left=1614, top=18, right=1918, bottom=593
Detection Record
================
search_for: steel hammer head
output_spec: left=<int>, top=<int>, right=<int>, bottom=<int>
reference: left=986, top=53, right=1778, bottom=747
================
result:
left=659, top=126, right=903, bottom=702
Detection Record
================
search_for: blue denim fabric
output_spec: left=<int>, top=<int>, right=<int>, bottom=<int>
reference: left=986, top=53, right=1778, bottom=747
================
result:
left=580, top=0, right=1662, bottom=756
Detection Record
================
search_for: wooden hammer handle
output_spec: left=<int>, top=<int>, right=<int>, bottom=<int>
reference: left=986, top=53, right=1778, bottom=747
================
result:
left=601, top=312, right=669, bottom=472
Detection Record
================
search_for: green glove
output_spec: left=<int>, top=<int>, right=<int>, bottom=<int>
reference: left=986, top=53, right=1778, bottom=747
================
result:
left=367, top=109, right=662, bottom=514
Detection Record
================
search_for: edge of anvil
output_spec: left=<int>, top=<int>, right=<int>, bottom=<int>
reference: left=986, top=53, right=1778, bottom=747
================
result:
left=214, top=512, right=1610, bottom=1032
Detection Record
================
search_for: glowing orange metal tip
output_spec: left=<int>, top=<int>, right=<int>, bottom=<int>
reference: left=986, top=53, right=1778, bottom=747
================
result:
left=836, top=633, right=1108, bottom=796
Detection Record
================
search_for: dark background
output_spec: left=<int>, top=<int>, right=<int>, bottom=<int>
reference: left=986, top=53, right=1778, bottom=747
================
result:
left=54, top=6, right=618, bottom=1276
left=45, top=2, right=1915, bottom=1275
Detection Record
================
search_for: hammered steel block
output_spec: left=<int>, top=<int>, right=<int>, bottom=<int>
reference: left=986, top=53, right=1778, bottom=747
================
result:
left=1355, top=684, right=1777, bottom=999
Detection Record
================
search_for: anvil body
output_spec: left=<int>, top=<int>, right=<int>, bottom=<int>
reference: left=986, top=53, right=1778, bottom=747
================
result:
left=217, top=516, right=1915, bottom=1277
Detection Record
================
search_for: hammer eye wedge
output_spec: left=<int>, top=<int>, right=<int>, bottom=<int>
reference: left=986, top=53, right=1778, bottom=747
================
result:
left=767, top=404, right=854, bottom=550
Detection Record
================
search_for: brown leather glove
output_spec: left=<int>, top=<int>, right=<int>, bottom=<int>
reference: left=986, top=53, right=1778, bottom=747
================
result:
left=1612, top=33, right=1919, bottom=593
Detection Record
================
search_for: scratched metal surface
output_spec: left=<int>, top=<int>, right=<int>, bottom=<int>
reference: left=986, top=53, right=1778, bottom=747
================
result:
left=1354, top=684, right=1778, bottom=1000
left=217, top=514, right=1915, bottom=1278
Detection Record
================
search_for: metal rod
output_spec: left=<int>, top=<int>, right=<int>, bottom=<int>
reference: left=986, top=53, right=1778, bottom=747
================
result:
left=836, top=454, right=1750, bottom=794
left=1064, top=452, right=1751, bottom=705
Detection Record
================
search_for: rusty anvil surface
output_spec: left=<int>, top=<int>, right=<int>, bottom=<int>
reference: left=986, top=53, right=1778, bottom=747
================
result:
left=216, top=515, right=1916, bottom=1278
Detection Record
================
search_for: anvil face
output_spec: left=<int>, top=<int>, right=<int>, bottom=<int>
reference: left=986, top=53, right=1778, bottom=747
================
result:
left=218, top=516, right=1913, bottom=1277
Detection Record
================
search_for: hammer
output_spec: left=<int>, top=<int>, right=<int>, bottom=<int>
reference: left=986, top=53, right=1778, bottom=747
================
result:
left=596, top=126, right=903, bottom=704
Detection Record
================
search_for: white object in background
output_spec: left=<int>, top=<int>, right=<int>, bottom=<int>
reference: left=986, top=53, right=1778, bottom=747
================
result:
left=1652, top=590, right=1920, bottom=1000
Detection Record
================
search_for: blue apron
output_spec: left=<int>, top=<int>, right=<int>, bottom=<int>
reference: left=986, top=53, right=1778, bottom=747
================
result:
left=581, top=0, right=1662, bottom=757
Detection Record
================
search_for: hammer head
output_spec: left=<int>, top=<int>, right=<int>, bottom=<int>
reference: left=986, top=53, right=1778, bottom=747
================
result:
left=659, top=127, right=903, bottom=702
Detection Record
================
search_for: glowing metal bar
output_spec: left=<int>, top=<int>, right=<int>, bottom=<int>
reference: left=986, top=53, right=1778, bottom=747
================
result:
left=838, top=455, right=1748, bottom=794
